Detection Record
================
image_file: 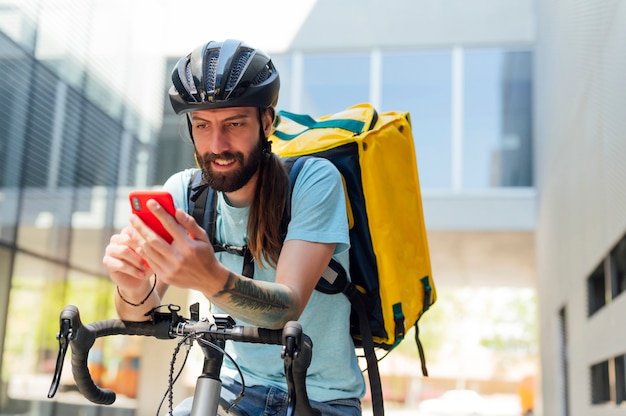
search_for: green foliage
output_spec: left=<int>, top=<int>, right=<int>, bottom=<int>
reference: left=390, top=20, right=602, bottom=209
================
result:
left=392, top=286, right=538, bottom=367
left=2, top=273, right=114, bottom=381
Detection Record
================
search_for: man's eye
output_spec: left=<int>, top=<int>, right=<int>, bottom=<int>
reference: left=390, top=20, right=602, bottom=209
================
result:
left=195, top=124, right=207, bottom=129
left=230, top=122, right=243, bottom=128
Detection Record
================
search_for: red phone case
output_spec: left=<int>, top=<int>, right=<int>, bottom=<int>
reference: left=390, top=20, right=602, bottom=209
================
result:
left=129, top=191, right=176, bottom=243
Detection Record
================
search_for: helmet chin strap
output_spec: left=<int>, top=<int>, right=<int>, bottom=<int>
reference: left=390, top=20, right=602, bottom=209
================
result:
left=186, top=114, right=195, bottom=143
left=263, top=134, right=272, bottom=154
left=259, top=107, right=273, bottom=155
left=185, top=114, right=202, bottom=167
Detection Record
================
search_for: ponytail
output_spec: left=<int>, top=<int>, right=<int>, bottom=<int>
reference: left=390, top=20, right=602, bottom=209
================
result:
left=246, top=108, right=289, bottom=268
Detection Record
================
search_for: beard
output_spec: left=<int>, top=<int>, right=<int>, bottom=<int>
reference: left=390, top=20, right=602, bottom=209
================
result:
left=197, top=141, right=264, bottom=192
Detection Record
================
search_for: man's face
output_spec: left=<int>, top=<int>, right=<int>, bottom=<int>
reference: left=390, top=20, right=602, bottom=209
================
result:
left=190, top=107, right=266, bottom=192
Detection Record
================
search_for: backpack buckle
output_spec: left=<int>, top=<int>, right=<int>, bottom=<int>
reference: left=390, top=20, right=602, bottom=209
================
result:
left=214, top=243, right=248, bottom=256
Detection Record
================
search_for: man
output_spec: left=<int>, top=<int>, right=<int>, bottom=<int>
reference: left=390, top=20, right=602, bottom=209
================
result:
left=102, top=39, right=365, bottom=415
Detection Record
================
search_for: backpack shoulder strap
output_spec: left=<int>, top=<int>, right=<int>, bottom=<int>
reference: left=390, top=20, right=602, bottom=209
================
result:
left=187, top=169, right=215, bottom=233
left=320, top=259, right=384, bottom=416
left=286, top=156, right=385, bottom=416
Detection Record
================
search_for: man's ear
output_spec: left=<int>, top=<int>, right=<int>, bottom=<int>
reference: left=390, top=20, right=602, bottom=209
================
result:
left=262, top=107, right=276, bottom=137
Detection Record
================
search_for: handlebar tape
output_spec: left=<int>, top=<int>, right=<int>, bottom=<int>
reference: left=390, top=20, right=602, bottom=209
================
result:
left=61, top=306, right=116, bottom=404
left=61, top=306, right=172, bottom=405
left=228, top=326, right=284, bottom=345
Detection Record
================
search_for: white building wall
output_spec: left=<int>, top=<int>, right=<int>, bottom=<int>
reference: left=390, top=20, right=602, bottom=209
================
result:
left=288, top=0, right=534, bottom=50
left=534, top=1, right=626, bottom=415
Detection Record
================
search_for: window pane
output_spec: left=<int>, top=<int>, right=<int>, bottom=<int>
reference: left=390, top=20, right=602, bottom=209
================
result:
left=610, top=235, right=626, bottom=299
left=590, top=360, right=611, bottom=404
left=616, top=354, right=626, bottom=404
left=463, top=49, right=533, bottom=188
left=21, top=65, right=57, bottom=188
left=587, top=261, right=606, bottom=316
left=382, top=50, right=452, bottom=189
left=84, top=70, right=124, bottom=120
left=70, top=187, right=115, bottom=273
left=0, top=36, right=30, bottom=191
left=301, top=53, right=369, bottom=117
left=17, top=188, right=73, bottom=261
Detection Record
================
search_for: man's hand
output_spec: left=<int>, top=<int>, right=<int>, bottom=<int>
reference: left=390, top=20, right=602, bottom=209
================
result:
left=103, top=225, right=159, bottom=320
left=103, top=226, right=153, bottom=291
left=130, top=199, right=225, bottom=294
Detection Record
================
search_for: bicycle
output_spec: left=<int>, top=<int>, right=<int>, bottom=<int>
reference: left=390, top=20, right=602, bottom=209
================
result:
left=47, top=303, right=321, bottom=416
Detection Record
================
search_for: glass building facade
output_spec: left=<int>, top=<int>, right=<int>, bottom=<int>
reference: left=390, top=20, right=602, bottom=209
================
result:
left=269, top=47, right=533, bottom=190
left=0, top=2, right=162, bottom=414
left=0, top=1, right=533, bottom=415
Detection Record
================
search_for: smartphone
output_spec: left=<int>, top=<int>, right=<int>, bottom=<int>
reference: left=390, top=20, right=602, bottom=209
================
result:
left=129, top=191, right=176, bottom=243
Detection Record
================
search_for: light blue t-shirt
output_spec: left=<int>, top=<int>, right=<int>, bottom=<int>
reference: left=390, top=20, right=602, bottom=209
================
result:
left=162, top=158, right=365, bottom=402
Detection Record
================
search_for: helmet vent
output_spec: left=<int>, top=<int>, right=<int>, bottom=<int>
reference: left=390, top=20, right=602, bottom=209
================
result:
left=226, top=51, right=252, bottom=91
left=252, top=65, right=271, bottom=85
left=183, top=62, right=197, bottom=95
left=205, top=50, right=220, bottom=92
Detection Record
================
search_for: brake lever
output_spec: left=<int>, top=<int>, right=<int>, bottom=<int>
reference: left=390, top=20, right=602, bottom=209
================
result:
left=47, top=317, right=72, bottom=398
left=281, top=322, right=320, bottom=416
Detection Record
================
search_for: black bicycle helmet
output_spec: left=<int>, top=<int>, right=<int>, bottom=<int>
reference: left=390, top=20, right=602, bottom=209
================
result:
left=169, top=39, right=280, bottom=115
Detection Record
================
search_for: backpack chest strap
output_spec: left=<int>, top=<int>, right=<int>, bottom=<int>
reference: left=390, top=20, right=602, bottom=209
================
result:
left=212, top=242, right=255, bottom=278
left=188, top=170, right=255, bottom=278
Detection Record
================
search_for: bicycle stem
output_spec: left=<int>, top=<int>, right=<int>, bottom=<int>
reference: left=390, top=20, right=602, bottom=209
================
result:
left=190, top=338, right=225, bottom=416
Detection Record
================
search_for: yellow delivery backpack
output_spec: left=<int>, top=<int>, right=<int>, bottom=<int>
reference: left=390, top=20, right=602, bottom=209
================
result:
left=271, top=103, right=436, bottom=416
left=188, top=103, right=435, bottom=415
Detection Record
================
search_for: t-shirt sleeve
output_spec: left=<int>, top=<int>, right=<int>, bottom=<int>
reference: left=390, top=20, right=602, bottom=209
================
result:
left=285, top=158, right=350, bottom=255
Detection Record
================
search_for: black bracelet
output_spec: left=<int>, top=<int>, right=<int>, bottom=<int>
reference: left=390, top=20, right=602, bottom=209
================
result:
left=117, top=277, right=156, bottom=307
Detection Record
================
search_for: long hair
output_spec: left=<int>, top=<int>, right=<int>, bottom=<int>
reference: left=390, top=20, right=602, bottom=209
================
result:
left=246, top=110, right=289, bottom=268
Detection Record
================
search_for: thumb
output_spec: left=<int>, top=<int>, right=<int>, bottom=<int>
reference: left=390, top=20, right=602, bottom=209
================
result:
left=175, top=209, right=209, bottom=242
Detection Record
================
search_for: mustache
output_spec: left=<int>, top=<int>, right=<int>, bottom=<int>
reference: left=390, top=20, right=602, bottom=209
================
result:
left=200, top=151, right=244, bottom=164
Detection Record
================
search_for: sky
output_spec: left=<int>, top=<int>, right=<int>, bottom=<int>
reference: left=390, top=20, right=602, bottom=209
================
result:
left=148, top=0, right=318, bottom=55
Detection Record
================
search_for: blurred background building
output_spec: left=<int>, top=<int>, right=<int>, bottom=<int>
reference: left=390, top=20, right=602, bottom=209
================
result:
left=0, top=0, right=622, bottom=415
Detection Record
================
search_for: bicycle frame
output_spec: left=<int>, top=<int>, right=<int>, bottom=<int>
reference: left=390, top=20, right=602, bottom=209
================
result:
left=47, top=303, right=320, bottom=416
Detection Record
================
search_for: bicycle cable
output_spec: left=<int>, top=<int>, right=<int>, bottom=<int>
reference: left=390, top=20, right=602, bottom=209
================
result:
left=156, top=334, right=192, bottom=416
left=154, top=332, right=247, bottom=415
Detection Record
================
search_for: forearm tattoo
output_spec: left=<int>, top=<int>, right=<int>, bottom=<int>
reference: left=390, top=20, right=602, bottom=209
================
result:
left=216, top=271, right=291, bottom=313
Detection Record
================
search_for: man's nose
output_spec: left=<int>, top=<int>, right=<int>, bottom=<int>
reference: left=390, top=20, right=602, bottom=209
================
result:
left=205, top=129, right=230, bottom=155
